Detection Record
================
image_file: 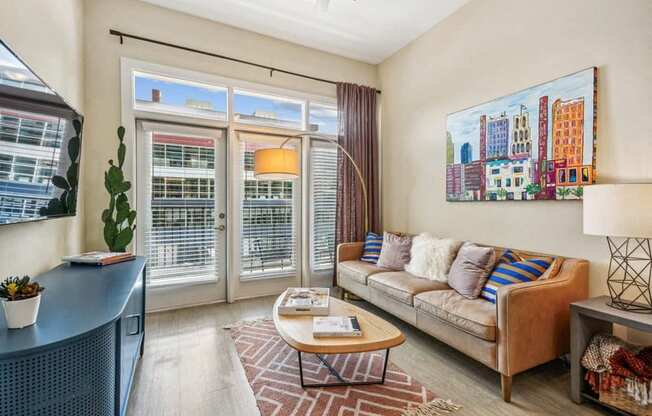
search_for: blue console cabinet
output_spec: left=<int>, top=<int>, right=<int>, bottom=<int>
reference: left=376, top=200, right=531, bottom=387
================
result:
left=0, top=257, right=146, bottom=416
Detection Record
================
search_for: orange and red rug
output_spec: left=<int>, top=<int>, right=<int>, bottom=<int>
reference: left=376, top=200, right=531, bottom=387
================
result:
left=227, top=319, right=460, bottom=416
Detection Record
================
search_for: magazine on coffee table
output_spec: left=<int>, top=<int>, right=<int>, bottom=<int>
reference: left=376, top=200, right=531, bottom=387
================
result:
left=313, top=316, right=362, bottom=337
left=277, top=288, right=330, bottom=316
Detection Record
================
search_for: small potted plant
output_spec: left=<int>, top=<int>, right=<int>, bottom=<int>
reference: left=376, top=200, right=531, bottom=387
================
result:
left=0, top=276, right=44, bottom=329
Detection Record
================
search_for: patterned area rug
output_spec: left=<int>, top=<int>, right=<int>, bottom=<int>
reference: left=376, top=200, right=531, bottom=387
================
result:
left=227, top=319, right=460, bottom=416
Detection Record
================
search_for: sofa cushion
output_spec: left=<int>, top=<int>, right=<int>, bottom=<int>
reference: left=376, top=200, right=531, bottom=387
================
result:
left=497, top=249, right=522, bottom=264
left=448, top=243, right=496, bottom=299
left=368, top=272, right=449, bottom=306
left=405, top=233, right=464, bottom=282
left=338, top=260, right=388, bottom=285
left=480, top=257, right=553, bottom=303
left=361, top=232, right=384, bottom=263
left=415, top=290, right=497, bottom=341
left=377, top=232, right=412, bottom=270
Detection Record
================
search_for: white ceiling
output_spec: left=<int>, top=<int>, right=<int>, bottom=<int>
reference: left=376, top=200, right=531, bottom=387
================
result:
left=140, top=0, right=468, bottom=64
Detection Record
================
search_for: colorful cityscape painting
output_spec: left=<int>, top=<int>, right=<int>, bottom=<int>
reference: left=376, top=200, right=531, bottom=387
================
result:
left=446, top=67, right=597, bottom=202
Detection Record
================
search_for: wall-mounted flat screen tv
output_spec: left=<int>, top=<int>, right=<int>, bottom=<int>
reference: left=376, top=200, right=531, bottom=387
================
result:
left=0, top=39, right=83, bottom=225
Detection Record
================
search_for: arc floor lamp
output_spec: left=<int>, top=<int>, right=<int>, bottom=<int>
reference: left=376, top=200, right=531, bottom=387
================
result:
left=253, top=134, right=369, bottom=234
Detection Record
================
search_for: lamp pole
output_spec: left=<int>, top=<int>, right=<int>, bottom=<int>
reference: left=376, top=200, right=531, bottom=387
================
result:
left=280, top=134, right=369, bottom=234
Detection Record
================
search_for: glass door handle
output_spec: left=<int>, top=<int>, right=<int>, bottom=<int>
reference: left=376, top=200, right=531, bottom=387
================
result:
left=215, top=225, right=226, bottom=231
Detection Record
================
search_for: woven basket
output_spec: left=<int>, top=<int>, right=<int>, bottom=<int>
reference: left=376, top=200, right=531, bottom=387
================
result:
left=599, top=375, right=652, bottom=416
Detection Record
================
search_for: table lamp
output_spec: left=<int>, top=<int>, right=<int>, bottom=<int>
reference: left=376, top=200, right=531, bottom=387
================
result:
left=583, top=184, right=652, bottom=313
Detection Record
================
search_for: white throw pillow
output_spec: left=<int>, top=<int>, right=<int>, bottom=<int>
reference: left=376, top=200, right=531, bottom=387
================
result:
left=405, top=233, right=463, bottom=282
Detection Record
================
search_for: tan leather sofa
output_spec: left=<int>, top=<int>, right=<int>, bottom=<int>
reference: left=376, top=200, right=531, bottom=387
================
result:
left=336, top=241, right=589, bottom=402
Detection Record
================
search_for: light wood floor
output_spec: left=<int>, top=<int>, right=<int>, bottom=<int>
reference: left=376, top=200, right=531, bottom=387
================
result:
left=127, top=294, right=609, bottom=416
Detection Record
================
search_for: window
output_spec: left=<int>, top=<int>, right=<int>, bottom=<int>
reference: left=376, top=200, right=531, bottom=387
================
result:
left=569, top=168, right=577, bottom=183
left=505, top=178, right=511, bottom=187
left=144, top=130, right=218, bottom=285
left=309, top=103, right=337, bottom=135
left=310, top=141, right=337, bottom=271
left=239, top=135, right=297, bottom=278
left=134, top=72, right=227, bottom=120
left=513, top=166, right=523, bottom=174
left=234, top=90, right=304, bottom=129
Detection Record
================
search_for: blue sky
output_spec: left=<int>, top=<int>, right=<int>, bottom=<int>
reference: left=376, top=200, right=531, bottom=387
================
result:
left=136, top=76, right=303, bottom=123
left=135, top=75, right=337, bottom=133
left=447, top=68, right=595, bottom=165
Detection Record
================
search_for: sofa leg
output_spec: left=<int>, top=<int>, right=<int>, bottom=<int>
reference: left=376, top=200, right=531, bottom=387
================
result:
left=501, top=374, right=512, bottom=402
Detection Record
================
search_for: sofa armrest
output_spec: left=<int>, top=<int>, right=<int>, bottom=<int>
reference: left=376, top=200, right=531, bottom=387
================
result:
left=496, top=259, right=589, bottom=376
left=336, top=242, right=365, bottom=263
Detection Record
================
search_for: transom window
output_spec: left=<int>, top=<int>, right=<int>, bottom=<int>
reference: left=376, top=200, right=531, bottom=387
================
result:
left=134, top=71, right=227, bottom=120
left=233, top=89, right=304, bottom=130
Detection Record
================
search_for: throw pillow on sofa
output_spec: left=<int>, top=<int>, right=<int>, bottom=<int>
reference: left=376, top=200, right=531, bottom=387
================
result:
left=405, top=232, right=463, bottom=282
left=376, top=232, right=412, bottom=270
left=480, top=256, right=553, bottom=303
left=360, top=232, right=383, bottom=263
left=448, top=243, right=496, bottom=299
left=497, top=249, right=522, bottom=264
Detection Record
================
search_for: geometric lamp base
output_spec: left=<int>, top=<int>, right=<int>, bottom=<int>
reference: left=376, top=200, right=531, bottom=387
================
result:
left=605, top=237, right=652, bottom=314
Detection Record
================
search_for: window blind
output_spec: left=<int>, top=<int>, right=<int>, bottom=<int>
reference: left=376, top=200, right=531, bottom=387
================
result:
left=143, top=130, right=219, bottom=285
left=310, top=142, right=337, bottom=271
left=239, top=134, right=297, bottom=278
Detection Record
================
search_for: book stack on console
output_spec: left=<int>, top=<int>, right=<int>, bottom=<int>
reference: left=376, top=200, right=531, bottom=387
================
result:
left=63, top=251, right=136, bottom=266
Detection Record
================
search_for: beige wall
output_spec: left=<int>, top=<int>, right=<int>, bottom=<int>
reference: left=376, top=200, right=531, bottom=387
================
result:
left=0, top=0, right=85, bottom=277
left=82, top=0, right=378, bottom=251
left=378, top=0, right=652, bottom=296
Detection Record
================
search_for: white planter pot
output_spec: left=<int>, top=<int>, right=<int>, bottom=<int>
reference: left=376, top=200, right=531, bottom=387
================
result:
left=2, top=294, right=41, bottom=329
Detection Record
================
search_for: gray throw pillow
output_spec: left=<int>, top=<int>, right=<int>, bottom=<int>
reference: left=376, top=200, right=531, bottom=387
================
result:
left=376, top=232, right=412, bottom=270
left=448, top=243, right=496, bottom=299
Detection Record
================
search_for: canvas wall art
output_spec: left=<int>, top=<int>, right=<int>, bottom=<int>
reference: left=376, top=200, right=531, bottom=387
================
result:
left=446, top=67, right=597, bottom=201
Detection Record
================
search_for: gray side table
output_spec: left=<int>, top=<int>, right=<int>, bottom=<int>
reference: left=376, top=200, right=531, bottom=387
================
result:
left=570, top=296, right=652, bottom=413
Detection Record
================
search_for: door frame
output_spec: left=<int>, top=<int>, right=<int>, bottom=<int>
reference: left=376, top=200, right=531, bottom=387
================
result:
left=134, top=119, right=228, bottom=311
left=120, top=57, right=339, bottom=307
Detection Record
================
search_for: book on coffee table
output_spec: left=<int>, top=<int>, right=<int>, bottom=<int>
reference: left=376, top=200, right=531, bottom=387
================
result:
left=277, top=288, right=330, bottom=316
left=313, top=316, right=362, bottom=338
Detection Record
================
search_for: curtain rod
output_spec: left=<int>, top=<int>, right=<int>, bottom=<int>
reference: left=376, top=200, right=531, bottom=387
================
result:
left=109, top=29, right=381, bottom=94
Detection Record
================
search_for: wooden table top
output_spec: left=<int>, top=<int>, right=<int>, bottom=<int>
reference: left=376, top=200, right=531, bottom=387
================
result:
left=273, top=292, right=405, bottom=354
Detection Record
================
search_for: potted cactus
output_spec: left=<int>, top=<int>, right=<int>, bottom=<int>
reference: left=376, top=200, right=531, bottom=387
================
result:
left=102, top=126, right=136, bottom=252
left=0, top=276, right=44, bottom=329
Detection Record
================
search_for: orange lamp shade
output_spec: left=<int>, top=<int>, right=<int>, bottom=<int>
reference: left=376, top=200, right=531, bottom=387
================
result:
left=253, top=148, right=299, bottom=180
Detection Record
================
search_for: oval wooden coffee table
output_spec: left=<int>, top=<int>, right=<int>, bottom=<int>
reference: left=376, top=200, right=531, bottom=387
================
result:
left=273, top=291, right=405, bottom=388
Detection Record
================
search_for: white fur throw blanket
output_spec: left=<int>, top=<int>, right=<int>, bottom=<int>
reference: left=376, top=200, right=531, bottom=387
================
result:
left=405, top=233, right=463, bottom=282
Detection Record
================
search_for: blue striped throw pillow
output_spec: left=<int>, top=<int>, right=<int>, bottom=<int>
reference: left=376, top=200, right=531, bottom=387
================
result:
left=480, top=257, right=553, bottom=304
left=498, top=249, right=522, bottom=264
left=360, top=232, right=383, bottom=264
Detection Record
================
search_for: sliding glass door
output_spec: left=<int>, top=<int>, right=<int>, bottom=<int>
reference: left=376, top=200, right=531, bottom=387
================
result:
left=136, top=120, right=226, bottom=310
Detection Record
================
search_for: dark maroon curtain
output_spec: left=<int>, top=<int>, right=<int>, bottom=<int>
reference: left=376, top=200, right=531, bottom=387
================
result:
left=334, top=83, right=380, bottom=285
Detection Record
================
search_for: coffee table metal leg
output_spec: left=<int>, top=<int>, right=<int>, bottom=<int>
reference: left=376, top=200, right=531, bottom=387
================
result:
left=315, top=354, right=347, bottom=383
left=297, top=348, right=390, bottom=388
left=297, top=351, right=305, bottom=388
left=381, top=348, right=390, bottom=383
